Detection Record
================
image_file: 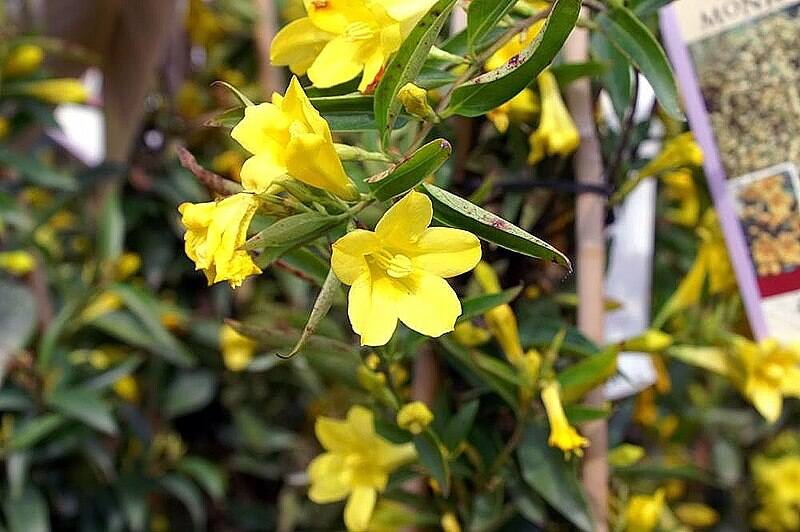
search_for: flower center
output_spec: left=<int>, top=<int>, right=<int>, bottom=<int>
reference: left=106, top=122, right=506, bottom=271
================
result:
left=763, top=362, right=786, bottom=381
left=370, top=250, right=413, bottom=278
left=344, top=21, right=375, bottom=41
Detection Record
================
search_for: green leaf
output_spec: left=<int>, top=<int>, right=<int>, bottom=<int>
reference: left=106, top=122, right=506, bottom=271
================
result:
left=205, top=106, right=244, bottom=128
left=438, top=337, right=518, bottom=409
left=159, top=474, right=205, bottom=530
left=459, top=286, right=522, bottom=322
left=278, top=268, right=340, bottom=358
left=82, top=357, right=142, bottom=392
left=4, top=486, right=50, bottom=532
left=467, top=0, right=517, bottom=51
left=0, top=281, right=36, bottom=355
left=46, top=388, right=117, bottom=435
left=374, top=0, right=458, bottom=146
left=631, top=0, right=673, bottom=17
left=614, top=463, right=712, bottom=483
left=9, top=414, right=65, bottom=450
left=557, top=348, right=618, bottom=403
left=564, top=404, right=610, bottom=423
left=518, top=424, right=593, bottom=532
left=551, top=61, right=609, bottom=87
left=178, top=456, right=227, bottom=501
left=591, top=31, right=632, bottom=120
left=0, top=146, right=76, bottom=191
left=446, top=0, right=581, bottom=117
left=97, top=188, right=124, bottom=263
left=38, top=296, right=85, bottom=371
left=111, top=284, right=195, bottom=367
left=212, top=80, right=254, bottom=107
left=421, top=183, right=570, bottom=268
left=367, top=139, right=451, bottom=201
left=414, top=430, right=450, bottom=496
left=597, top=5, right=683, bottom=120
left=311, top=94, right=396, bottom=132
left=245, top=212, right=347, bottom=252
left=164, top=370, right=218, bottom=419
left=442, top=400, right=479, bottom=450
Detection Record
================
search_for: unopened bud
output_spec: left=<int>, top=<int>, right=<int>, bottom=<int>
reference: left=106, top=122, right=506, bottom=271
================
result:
left=398, top=83, right=437, bottom=121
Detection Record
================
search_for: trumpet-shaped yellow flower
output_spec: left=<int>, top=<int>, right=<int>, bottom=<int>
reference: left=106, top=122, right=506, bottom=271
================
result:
left=396, top=401, right=433, bottom=434
left=271, top=0, right=434, bottom=92
left=675, top=503, right=719, bottom=528
left=307, top=405, right=416, bottom=531
left=0, top=117, right=9, bottom=139
left=474, top=262, right=524, bottom=363
left=624, top=489, right=665, bottom=532
left=0, top=250, right=35, bottom=275
left=331, top=191, right=481, bottom=346
left=541, top=381, right=589, bottom=456
left=231, top=77, right=358, bottom=199
left=484, top=1, right=550, bottom=71
left=732, top=337, right=800, bottom=423
left=15, top=79, right=88, bottom=104
left=3, top=44, right=44, bottom=77
left=528, top=71, right=580, bottom=165
left=178, top=193, right=262, bottom=288
left=661, top=169, right=700, bottom=227
left=441, top=512, right=462, bottom=532
left=622, top=330, right=674, bottom=353
left=220, top=324, right=258, bottom=371
left=487, top=88, right=539, bottom=134
left=639, top=133, right=704, bottom=178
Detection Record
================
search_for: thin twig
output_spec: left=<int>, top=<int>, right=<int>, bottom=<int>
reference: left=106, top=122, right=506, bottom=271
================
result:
left=176, top=145, right=243, bottom=196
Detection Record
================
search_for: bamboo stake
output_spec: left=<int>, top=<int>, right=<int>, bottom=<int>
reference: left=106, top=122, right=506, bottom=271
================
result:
left=253, top=0, right=284, bottom=96
left=564, top=16, right=609, bottom=532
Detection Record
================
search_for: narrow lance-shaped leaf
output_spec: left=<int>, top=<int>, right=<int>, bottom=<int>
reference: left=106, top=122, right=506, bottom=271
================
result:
left=421, top=183, right=571, bottom=268
left=367, top=138, right=451, bottom=201
left=414, top=430, right=450, bottom=496
left=467, top=0, right=517, bottom=51
left=597, top=3, right=683, bottom=120
left=374, top=0, right=458, bottom=146
left=446, top=0, right=581, bottom=117
left=245, top=212, right=348, bottom=252
left=277, top=268, right=341, bottom=359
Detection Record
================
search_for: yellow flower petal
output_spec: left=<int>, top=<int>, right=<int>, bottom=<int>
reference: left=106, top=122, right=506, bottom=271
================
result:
left=331, top=229, right=380, bottom=285
left=238, top=153, right=286, bottom=194
left=375, top=191, right=432, bottom=246
left=308, top=36, right=371, bottom=89
left=345, top=486, right=377, bottom=532
left=285, top=129, right=357, bottom=200
left=749, top=382, right=782, bottom=423
left=308, top=454, right=351, bottom=503
left=231, top=102, right=291, bottom=155
left=270, top=17, right=334, bottom=75
left=349, top=273, right=401, bottom=346
left=412, top=227, right=482, bottom=278
left=397, top=272, right=462, bottom=338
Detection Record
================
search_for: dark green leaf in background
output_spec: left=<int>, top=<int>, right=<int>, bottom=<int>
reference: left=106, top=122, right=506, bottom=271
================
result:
left=367, top=138, right=451, bottom=201
left=467, top=0, right=517, bottom=52
left=414, top=430, right=450, bottom=496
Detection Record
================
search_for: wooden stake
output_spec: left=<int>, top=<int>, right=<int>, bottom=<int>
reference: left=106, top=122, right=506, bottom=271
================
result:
left=253, top=0, right=284, bottom=96
left=564, top=17, right=609, bottom=532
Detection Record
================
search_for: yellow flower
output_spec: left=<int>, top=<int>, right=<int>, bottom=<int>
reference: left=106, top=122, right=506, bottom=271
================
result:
left=220, top=324, right=258, bottom=371
left=624, top=489, right=665, bottom=532
left=231, top=77, right=358, bottom=199
left=396, top=401, right=433, bottom=434
left=441, top=512, right=462, bottom=532
left=186, top=0, right=223, bottom=46
left=528, top=71, right=580, bottom=165
left=271, top=0, right=434, bottom=92
left=452, top=321, right=491, bottom=347
left=752, top=453, right=800, bottom=532
left=115, top=252, right=142, bottom=280
left=80, top=292, right=123, bottom=322
left=661, top=169, right=700, bottom=227
left=0, top=250, right=35, bottom=275
left=487, top=88, right=539, bottom=134
left=732, top=337, right=800, bottom=423
left=675, top=503, right=719, bottom=528
left=484, top=2, right=549, bottom=70
left=176, top=82, right=205, bottom=119
left=0, top=117, right=9, bottom=139
left=541, top=381, right=589, bottom=456
left=331, top=191, right=481, bottom=346
left=178, top=193, right=262, bottom=288
left=15, top=79, right=88, bottom=104
left=608, top=444, right=645, bottom=467
left=660, top=209, right=736, bottom=317
left=622, top=330, right=673, bottom=353
left=3, top=44, right=44, bottom=77
left=307, top=405, right=416, bottom=531
left=474, top=262, right=524, bottom=363
left=113, top=375, right=140, bottom=403
left=639, top=133, right=703, bottom=178
left=397, top=83, right=435, bottom=120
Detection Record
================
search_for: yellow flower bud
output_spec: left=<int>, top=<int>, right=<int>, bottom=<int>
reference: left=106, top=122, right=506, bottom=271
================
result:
left=624, top=489, right=665, bottom=532
left=115, top=252, right=142, bottom=280
left=0, top=117, right=9, bottom=139
left=365, top=353, right=381, bottom=370
left=398, top=83, right=436, bottom=120
left=608, top=444, right=645, bottom=467
left=541, top=381, right=589, bottom=456
left=80, top=292, right=123, bottom=322
left=675, top=503, right=719, bottom=528
left=638, top=133, right=703, bottom=178
left=452, top=321, right=491, bottom=347
left=3, top=44, right=44, bottom=77
left=357, top=364, right=387, bottom=394
left=220, top=324, right=257, bottom=371
left=441, top=512, right=462, bottom=532
left=0, top=250, right=35, bottom=275
left=622, top=330, right=673, bottom=353
left=396, top=401, right=434, bottom=435
left=15, top=79, right=88, bottom=104
left=528, top=71, right=580, bottom=165
left=113, top=375, right=140, bottom=403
